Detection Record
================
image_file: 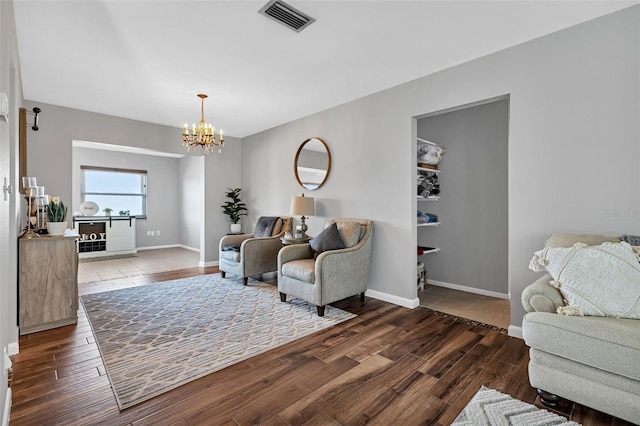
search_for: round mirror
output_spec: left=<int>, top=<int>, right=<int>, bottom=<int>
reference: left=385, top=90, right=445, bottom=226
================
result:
left=294, top=137, right=331, bottom=190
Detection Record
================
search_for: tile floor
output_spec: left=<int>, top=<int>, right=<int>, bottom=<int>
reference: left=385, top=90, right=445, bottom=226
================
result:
left=418, top=284, right=511, bottom=330
left=78, top=247, right=200, bottom=284
left=79, top=249, right=510, bottom=329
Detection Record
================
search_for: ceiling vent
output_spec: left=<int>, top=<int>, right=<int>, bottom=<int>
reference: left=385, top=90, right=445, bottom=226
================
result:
left=259, top=0, right=315, bottom=33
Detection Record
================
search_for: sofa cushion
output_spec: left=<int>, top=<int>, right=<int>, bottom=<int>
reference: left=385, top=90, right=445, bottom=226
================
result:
left=523, top=312, right=640, bottom=381
left=220, top=250, right=240, bottom=262
left=530, top=242, right=640, bottom=319
left=310, top=223, right=346, bottom=254
left=281, top=259, right=315, bottom=283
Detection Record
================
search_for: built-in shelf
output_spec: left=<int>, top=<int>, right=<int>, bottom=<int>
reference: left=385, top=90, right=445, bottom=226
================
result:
left=417, top=137, right=437, bottom=145
left=418, top=248, right=441, bottom=255
left=417, top=166, right=440, bottom=174
left=417, top=136, right=443, bottom=290
left=417, top=222, right=440, bottom=227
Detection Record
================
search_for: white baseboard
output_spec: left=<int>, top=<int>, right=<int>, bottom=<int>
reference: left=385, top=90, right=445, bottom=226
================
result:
left=365, top=289, right=419, bottom=309
left=178, top=244, right=200, bottom=253
left=2, top=388, right=11, bottom=426
left=427, top=279, right=509, bottom=300
left=508, top=325, right=523, bottom=339
left=7, top=343, right=18, bottom=357
left=199, top=260, right=219, bottom=267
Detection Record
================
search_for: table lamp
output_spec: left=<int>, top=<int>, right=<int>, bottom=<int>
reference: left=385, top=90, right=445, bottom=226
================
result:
left=289, top=194, right=315, bottom=238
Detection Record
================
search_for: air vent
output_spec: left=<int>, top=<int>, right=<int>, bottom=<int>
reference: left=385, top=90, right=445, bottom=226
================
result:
left=259, top=0, right=315, bottom=33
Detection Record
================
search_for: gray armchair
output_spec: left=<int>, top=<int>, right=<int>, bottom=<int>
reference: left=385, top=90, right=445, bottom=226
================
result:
left=278, top=218, right=373, bottom=316
left=219, top=216, right=290, bottom=285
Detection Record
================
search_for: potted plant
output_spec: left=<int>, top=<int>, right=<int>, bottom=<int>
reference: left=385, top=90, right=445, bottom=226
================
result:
left=221, top=187, right=248, bottom=233
left=46, top=198, right=68, bottom=236
left=103, top=207, right=113, bottom=216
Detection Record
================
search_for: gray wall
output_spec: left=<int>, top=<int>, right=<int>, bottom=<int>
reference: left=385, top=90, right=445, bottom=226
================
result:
left=72, top=146, right=181, bottom=248
left=24, top=101, right=243, bottom=264
left=179, top=155, right=204, bottom=252
left=417, top=99, right=509, bottom=295
left=242, top=7, right=640, bottom=331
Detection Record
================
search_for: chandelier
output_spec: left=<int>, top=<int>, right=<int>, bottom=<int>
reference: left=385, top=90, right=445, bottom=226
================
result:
left=182, top=94, right=224, bottom=154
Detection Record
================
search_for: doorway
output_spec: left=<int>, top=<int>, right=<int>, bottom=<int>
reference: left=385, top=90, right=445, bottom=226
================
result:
left=416, top=97, right=509, bottom=329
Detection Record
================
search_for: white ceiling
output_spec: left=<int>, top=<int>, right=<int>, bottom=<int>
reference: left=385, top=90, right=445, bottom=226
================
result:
left=13, top=0, right=640, bottom=138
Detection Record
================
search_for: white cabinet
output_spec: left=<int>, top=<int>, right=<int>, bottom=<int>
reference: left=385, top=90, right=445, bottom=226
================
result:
left=73, top=216, right=137, bottom=258
left=106, top=219, right=137, bottom=252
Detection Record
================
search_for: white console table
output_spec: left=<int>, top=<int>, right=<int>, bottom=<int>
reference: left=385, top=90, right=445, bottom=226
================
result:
left=73, top=216, right=136, bottom=258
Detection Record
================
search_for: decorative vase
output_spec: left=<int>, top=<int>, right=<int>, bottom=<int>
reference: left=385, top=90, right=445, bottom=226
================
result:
left=230, top=223, right=241, bottom=234
left=46, top=221, right=67, bottom=236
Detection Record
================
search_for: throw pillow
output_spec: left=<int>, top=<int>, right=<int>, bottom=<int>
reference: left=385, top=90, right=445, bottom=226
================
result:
left=310, top=223, right=346, bottom=255
left=336, top=221, right=361, bottom=248
left=529, top=242, right=640, bottom=319
left=271, top=218, right=283, bottom=236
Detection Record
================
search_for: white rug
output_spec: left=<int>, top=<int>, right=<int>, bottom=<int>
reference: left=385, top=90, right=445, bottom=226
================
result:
left=452, top=386, right=581, bottom=426
left=81, top=274, right=356, bottom=409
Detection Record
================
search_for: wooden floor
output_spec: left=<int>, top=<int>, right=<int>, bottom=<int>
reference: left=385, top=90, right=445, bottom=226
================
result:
left=9, top=268, right=632, bottom=425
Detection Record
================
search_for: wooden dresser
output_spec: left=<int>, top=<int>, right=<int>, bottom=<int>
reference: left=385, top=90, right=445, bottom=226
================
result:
left=18, top=232, right=79, bottom=335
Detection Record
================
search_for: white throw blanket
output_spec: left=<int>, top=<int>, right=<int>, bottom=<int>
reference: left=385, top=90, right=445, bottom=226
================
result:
left=529, top=242, right=640, bottom=318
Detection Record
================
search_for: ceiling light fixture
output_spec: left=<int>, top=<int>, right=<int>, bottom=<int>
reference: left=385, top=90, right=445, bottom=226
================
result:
left=182, top=94, right=224, bottom=154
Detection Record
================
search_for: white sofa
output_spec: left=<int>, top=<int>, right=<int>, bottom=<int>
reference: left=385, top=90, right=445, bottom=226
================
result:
left=521, top=233, right=640, bottom=424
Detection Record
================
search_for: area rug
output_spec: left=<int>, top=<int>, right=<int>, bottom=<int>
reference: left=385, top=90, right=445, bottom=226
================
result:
left=452, top=386, right=581, bottom=425
left=81, top=275, right=356, bottom=410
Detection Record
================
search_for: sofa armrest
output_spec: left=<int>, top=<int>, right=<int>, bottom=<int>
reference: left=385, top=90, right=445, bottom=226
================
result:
left=521, top=273, right=564, bottom=313
left=241, top=236, right=282, bottom=258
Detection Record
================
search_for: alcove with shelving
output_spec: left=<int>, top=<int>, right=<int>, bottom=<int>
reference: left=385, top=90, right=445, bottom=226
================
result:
left=414, top=96, right=509, bottom=305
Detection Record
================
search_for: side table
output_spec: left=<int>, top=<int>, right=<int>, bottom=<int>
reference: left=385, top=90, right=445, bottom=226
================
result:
left=281, top=236, right=311, bottom=245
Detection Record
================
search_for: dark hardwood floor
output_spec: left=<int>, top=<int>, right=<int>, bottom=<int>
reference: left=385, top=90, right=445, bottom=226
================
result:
left=9, top=267, right=633, bottom=425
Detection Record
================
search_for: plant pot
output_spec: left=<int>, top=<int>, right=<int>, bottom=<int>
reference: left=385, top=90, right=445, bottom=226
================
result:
left=230, top=223, right=241, bottom=234
left=46, top=221, right=67, bottom=236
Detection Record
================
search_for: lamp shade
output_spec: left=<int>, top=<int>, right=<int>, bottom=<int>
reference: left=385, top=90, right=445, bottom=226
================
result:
left=290, top=195, right=315, bottom=216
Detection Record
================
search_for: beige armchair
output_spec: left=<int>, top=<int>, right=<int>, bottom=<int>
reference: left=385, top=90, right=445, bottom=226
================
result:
left=278, top=218, right=373, bottom=316
left=219, top=216, right=290, bottom=285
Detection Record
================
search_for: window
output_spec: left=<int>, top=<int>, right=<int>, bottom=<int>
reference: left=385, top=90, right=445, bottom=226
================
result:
left=81, top=166, right=147, bottom=218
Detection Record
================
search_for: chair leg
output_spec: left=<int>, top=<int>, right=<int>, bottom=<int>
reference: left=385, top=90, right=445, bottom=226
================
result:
left=243, top=277, right=248, bottom=286
left=536, top=389, right=562, bottom=408
left=220, top=271, right=226, bottom=278
left=316, top=305, right=325, bottom=317
left=360, top=292, right=365, bottom=302
left=279, top=292, right=287, bottom=302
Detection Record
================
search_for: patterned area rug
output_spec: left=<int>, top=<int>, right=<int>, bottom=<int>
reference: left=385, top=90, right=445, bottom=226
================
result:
left=81, top=275, right=356, bottom=410
left=452, top=386, right=581, bottom=425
